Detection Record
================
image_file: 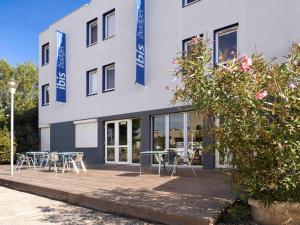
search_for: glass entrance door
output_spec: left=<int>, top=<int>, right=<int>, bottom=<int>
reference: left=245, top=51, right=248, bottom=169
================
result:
left=105, top=120, right=131, bottom=164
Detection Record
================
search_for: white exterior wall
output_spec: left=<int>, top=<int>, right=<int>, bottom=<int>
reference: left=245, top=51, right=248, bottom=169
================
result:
left=39, top=0, right=300, bottom=125
left=40, top=127, right=50, bottom=151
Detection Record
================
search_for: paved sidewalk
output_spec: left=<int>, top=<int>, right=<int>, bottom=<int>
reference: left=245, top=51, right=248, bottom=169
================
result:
left=0, top=186, right=155, bottom=225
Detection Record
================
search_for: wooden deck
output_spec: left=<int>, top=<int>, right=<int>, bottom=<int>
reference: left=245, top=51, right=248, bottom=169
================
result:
left=0, top=165, right=235, bottom=225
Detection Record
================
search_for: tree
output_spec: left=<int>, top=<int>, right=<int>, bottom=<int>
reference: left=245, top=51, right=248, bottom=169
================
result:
left=0, top=59, right=39, bottom=159
left=172, top=39, right=300, bottom=206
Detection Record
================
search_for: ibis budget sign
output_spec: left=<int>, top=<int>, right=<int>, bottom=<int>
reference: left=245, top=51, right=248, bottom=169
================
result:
left=136, top=0, right=145, bottom=85
left=56, top=31, right=67, bottom=103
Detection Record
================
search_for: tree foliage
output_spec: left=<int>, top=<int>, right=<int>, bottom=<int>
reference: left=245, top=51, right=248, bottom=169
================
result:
left=172, top=39, right=300, bottom=206
left=0, top=59, right=39, bottom=161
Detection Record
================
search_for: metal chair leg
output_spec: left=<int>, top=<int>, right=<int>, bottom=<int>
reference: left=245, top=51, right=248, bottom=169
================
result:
left=71, top=160, right=79, bottom=174
left=81, top=161, right=87, bottom=172
left=171, top=158, right=179, bottom=177
left=188, top=160, right=196, bottom=177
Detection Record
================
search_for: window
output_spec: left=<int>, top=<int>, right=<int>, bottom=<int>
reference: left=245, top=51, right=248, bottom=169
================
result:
left=182, top=35, right=203, bottom=55
left=152, top=112, right=205, bottom=166
left=74, top=120, right=98, bottom=148
left=103, top=9, right=115, bottom=39
left=40, top=126, right=50, bottom=152
left=86, top=69, right=98, bottom=96
left=87, top=18, right=98, bottom=46
left=187, top=112, right=204, bottom=166
left=103, top=63, right=115, bottom=92
left=183, top=0, right=200, bottom=7
left=215, top=25, right=238, bottom=64
left=153, top=115, right=166, bottom=151
left=42, top=84, right=50, bottom=106
left=169, top=113, right=184, bottom=151
left=132, top=118, right=141, bottom=163
left=42, top=43, right=49, bottom=66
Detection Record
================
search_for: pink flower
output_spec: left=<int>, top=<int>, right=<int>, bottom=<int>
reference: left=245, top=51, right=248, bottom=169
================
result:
left=241, top=54, right=252, bottom=72
left=192, top=35, right=201, bottom=44
left=172, top=59, right=179, bottom=65
left=289, top=83, right=297, bottom=89
left=255, top=91, right=268, bottom=100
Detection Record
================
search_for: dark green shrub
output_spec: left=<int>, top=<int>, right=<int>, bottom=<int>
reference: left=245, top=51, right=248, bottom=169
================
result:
left=0, top=128, right=15, bottom=164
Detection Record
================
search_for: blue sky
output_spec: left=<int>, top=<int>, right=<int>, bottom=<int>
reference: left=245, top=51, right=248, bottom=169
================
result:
left=0, top=0, right=89, bottom=66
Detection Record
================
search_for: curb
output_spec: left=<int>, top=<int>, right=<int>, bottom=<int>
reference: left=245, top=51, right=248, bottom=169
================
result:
left=0, top=178, right=214, bottom=225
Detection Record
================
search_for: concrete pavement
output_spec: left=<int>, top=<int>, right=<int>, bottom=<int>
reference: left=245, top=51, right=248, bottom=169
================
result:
left=0, top=186, right=156, bottom=225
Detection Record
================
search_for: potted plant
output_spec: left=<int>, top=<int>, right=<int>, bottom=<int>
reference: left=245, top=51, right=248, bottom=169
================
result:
left=172, top=38, right=300, bottom=225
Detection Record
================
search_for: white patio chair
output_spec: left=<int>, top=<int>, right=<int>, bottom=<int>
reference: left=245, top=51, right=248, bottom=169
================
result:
left=39, top=152, right=50, bottom=168
left=171, top=148, right=196, bottom=177
left=15, top=153, right=34, bottom=171
left=62, top=153, right=86, bottom=174
left=153, top=151, right=169, bottom=172
left=48, top=152, right=60, bottom=173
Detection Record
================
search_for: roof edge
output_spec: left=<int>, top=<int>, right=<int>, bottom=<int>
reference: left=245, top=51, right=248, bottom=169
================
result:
left=39, top=0, right=91, bottom=35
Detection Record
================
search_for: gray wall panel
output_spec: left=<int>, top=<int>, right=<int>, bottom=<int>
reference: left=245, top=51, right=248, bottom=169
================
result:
left=50, top=122, right=102, bottom=166
left=49, top=106, right=216, bottom=168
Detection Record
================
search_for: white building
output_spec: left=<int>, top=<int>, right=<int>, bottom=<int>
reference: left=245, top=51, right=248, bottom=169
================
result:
left=39, top=0, right=300, bottom=168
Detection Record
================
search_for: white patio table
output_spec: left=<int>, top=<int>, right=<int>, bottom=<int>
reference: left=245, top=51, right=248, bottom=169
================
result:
left=56, top=152, right=83, bottom=173
left=26, top=152, right=49, bottom=169
left=139, top=150, right=169, bottom=176
left=55, top=152, right=80, bottom=174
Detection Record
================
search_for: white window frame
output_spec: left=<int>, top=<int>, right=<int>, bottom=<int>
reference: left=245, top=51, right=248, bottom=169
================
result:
left=88, top=20, right=98, bottom=46
left=104, top=11, right=115, bottom=39
left=104, top=64, right=115, bottom=92
left=42, top=84, right=50, bottom=106
left=87, top=69, right=98, bottom=96
left=215, top=26, right=238, bottom=65
left=105, top=119, right=132, bottom=164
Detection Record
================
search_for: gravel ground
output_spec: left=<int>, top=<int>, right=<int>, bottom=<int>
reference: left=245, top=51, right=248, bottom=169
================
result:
left=0, top=186, right=156, bottom=225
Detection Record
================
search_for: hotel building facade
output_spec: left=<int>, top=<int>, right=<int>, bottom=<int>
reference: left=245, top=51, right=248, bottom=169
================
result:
left=39, top=0, right=300, bottom=168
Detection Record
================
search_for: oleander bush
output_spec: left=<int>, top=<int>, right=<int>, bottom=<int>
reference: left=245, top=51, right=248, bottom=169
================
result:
left=172, top=37, right=300, bottom=206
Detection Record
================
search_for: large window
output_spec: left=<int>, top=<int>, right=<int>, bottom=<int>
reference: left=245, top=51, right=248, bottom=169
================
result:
left=42, top=84, right=50, bottom=106
left=103, top=9, right=115, bottom=40
left=183, top=0, right=200, bottom=7
left=86, top=69, right=98, bottom=96
left=87, top=18, right=98, bottom=46
left=132, top=118, right=141, bottom=163
left=42, top=43, right=49, bottom=66
left=215, top=25, right=238, bottom=64
left=169, top=113, right=184, bottom=151
left=103, top=63, right=115, bottom=92
left=153, top=115, right=166, bottom=151
left=187, top=112, right=204, bottom=165
left=152, top=112, right=204, bottom=166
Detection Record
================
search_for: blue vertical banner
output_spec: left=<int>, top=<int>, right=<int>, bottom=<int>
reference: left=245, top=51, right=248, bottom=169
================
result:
left=56, top=31, right=67, bottom=103
left=136, top=0, right=145, bottom=85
